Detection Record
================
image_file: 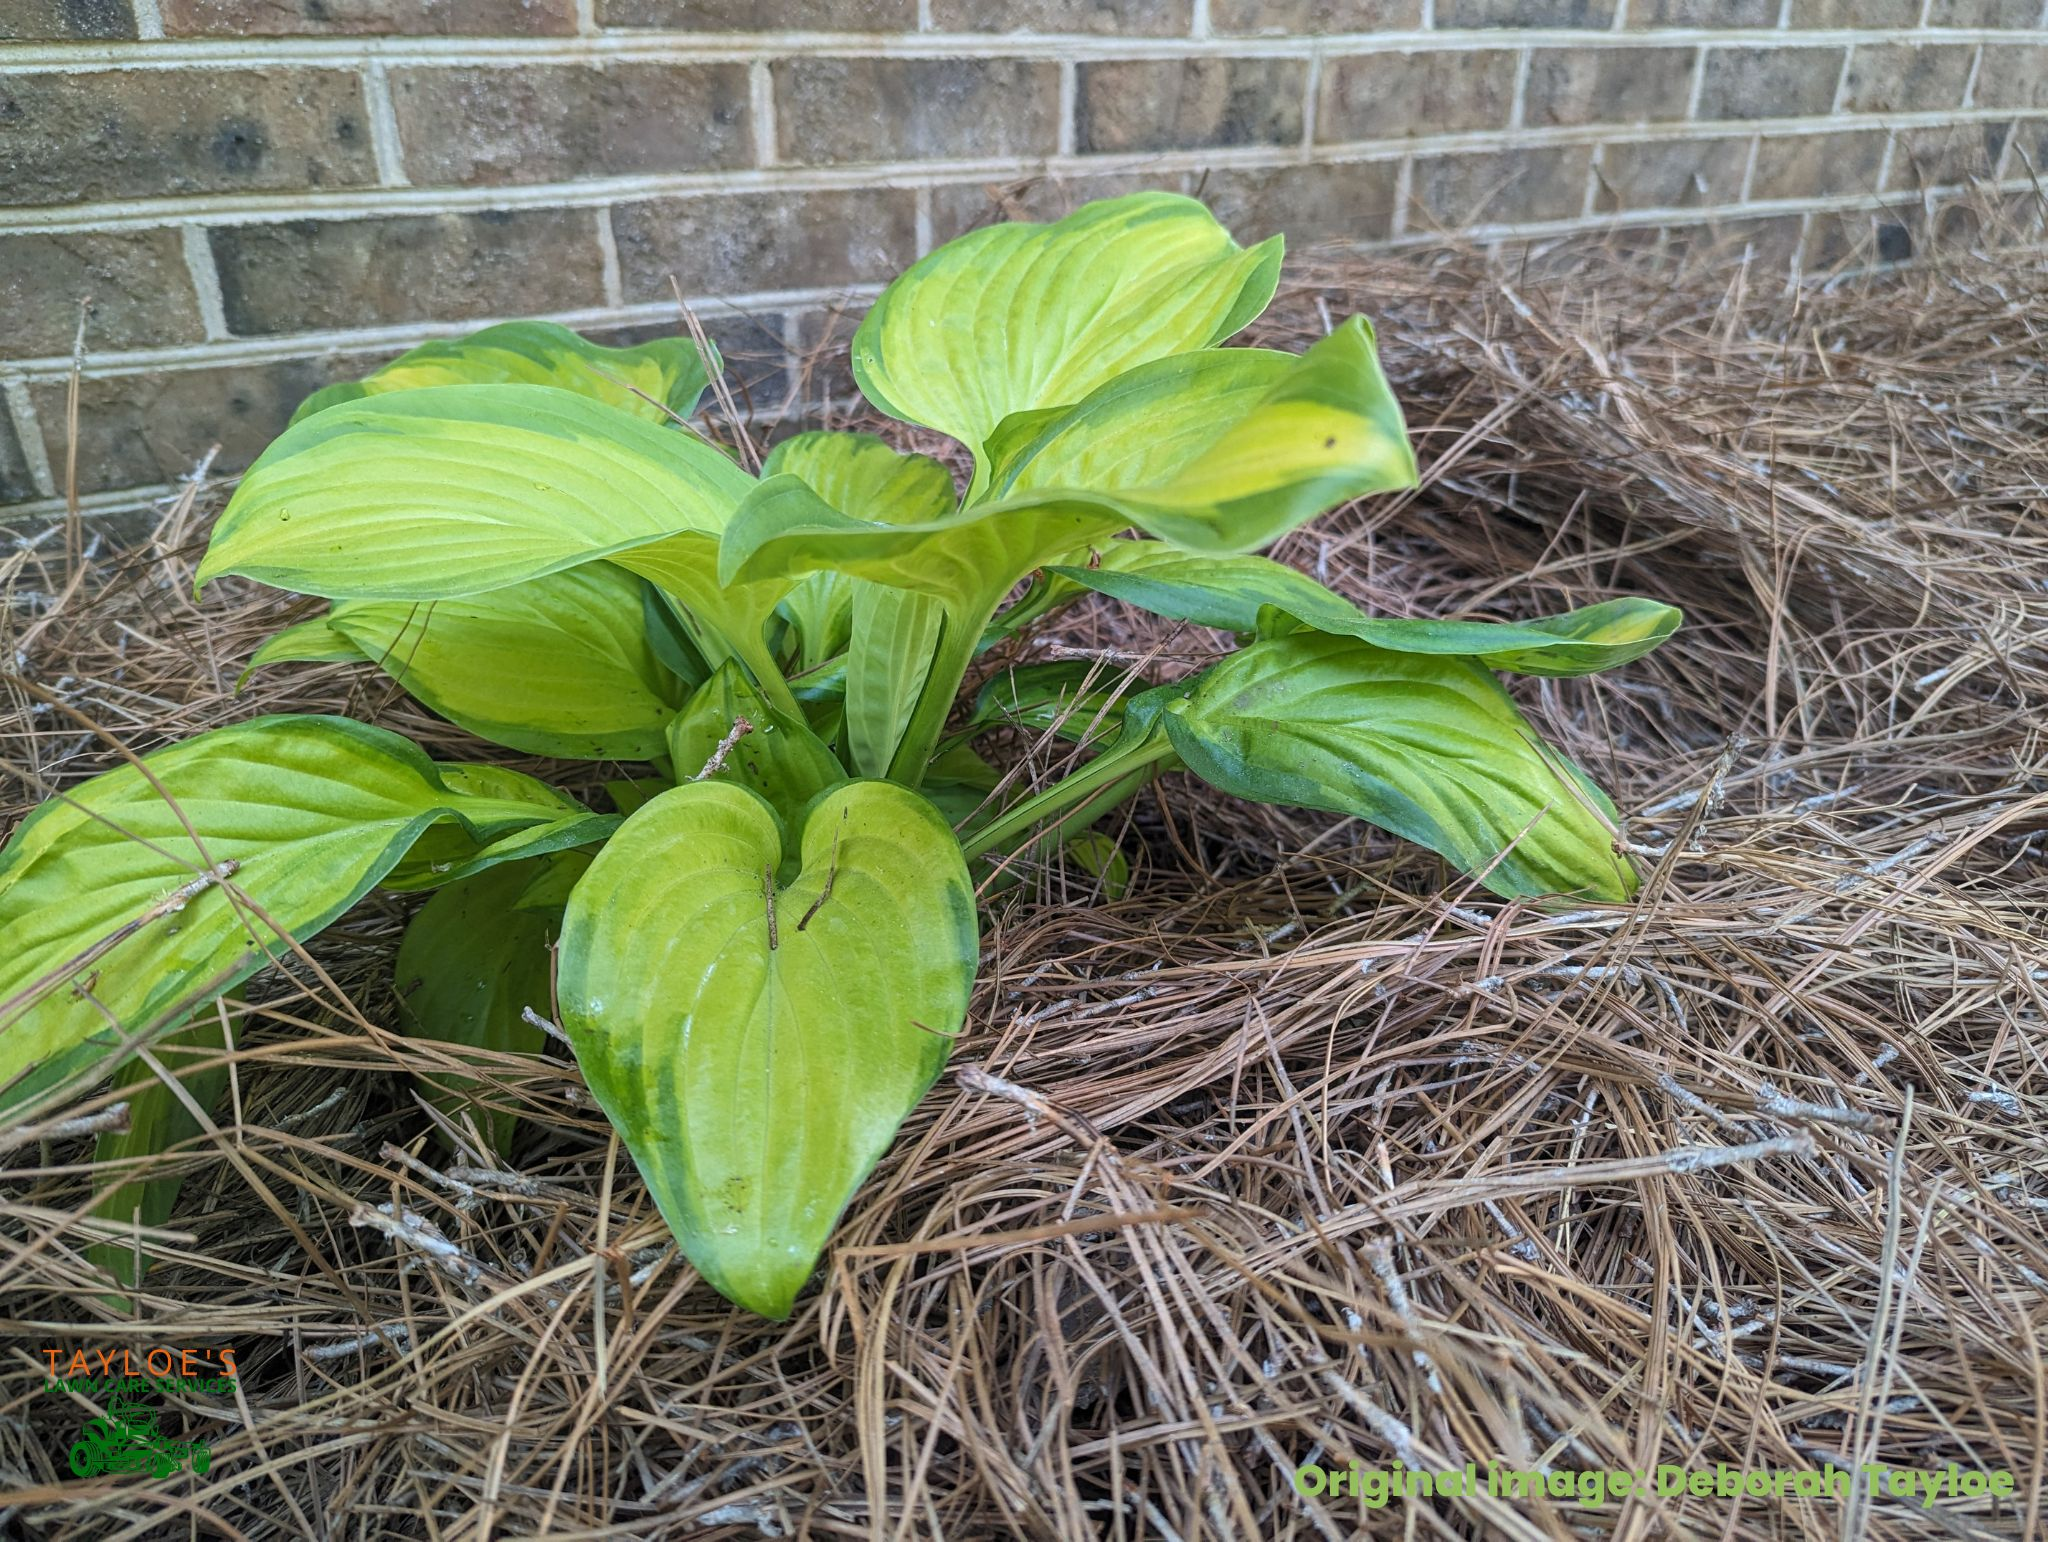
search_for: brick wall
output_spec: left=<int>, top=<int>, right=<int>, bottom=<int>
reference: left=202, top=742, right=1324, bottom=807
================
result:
left=3, top=1, right=2042, bottom=524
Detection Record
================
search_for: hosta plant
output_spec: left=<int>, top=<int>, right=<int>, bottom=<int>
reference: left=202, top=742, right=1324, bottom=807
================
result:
left=0, top=194, right=1678, bottom=1318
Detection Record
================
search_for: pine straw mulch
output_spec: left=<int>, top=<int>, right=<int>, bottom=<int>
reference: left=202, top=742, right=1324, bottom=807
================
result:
left=3, top=209, right=2047, bottom=1541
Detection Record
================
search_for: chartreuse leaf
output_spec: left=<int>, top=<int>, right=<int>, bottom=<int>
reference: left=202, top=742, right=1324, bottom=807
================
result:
left=381, top=764, right=616, bottom=892
left=292, top=320, right=717, bottom=427
left=197, top=384, right=799, bottom=710
left=756, top=433, right=958, bottom=774
left=1160, top=633, right=1636, bottom=902
left=1050, top=542, right=1682, bottom=676
left=88, top=1011, right=231, bottom=1296
left=666, top=662, right=847, bottom=833
left=242, top=615, right=363, bottom=682
left=0, top=716, right=566, bottom=1113
left=723, top=319, right=1416, bottom=782
left=852, top=191, right=1282, bottom=493
left=396, top=854, right=570, bottom=1154
left=320, top=564, right=684, bottom=760
left=558, top=779, right=977, bottom=1317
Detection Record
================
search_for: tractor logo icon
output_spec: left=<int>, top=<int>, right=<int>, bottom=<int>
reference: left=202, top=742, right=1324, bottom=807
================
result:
left=68, top=1395, right=211, bottom=1479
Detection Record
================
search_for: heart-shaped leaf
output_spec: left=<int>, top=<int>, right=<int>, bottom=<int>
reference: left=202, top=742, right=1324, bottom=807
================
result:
left=0, top=716, right=564, bottom=1112
left=558, top=779, right=977, bottom=1317
left=291, top=320, right=717, bottom=427
left=853, top=191, right=1282, bottom=490
left=1161, top=634, right=1637, bottom=902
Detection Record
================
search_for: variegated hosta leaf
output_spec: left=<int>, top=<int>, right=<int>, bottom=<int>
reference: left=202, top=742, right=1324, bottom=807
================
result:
left=558, top=779, right=977, bottom=1318
left=852, top=191, right=1283, bottom=490
left=0, top=717, right=568, bottom=1113
left=721, top=319, right=1414, bottom=777
left=1161, top=634, right=1636, bottom=902
left=757, top=433, right=957, bottom=773
left=313, top=564, right=686, bottom=761
left=723, top=320, right=1414, bottom=611
left=291, top=320, right=717, bottom=427
left=1050, top=543, right=1683, bottom=676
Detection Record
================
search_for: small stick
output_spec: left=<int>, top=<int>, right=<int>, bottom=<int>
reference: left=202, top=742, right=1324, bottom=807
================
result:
left=762, top=865, right=779, bottom=951
left=691, top=717, right=753, bottom=781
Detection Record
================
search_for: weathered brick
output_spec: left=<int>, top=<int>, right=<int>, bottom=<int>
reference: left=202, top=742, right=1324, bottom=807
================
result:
left=1211, top=0, right=1420, bottom=29
left=0, top=232, right=206, bottom=361
left=1077, top=59, right=1307, bottom=154
left=1926, top=0, right=2038, bottom=22
left=1974, top=46, right=2048, bottom=110
left=1199, top=162, right=1402, bottom=245
left=0, top=70, right=375, bottom=209
left=1697, top=47, right=1845, bottom=121
left=210, top=211, right=606, bottom=336
left=0, top=1, right=136, bottom=39
left=600, top=0, right=913, bottom=27
left=28, top=357, right=353, bottom=497
left=928, top=0, right=1191, bottom=32
left=1841, top=44, right=1975, bottom=115
left=0, top=408, right=40, bottom=506
left=1318, top=50, right=1518, bottom=142
left=773, top=59, right=1059, bottom=166
left=1624, top=0, right=1772, bottom=25
left=1786, top=0, right=1917, bottom=24
left=1750, top=128, right=1887, bottom=201
left=1524, top=46, right=1695, bottom=128
left=612, top=191, right=918, bottom=300
left=2000, top=116, right=2045, bottom=177
left=1436, top=0, right=1614, bottom=23
left=930, top=173, right=1171, bottom=245
left=391, top=64, right=750, bottom=187
left=1593, top=135, right=1750, bottom=211
left=162, top=0, right=574, bottom=33
left=1409, top=145, right=1592, bottom=227
left=1884, top=122, right=2009, bottom=190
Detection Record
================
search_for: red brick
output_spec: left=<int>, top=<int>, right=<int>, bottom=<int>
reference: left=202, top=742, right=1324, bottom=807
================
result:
left=1974, top=46, right=2048, bottom=110
left=1200, top=162, right=1402, bottom=244
left=1077, top=59, right=1307, bottom=153
left=929, top=0, right=1191, bottom=31
left=0, top=1, right=136, bottom=38
left=0, top=231, right=206, bottom=360
left=599, top=0, right=912, bottom=25
left=1624, top=0, right=1772, bottom=24
left=773, top=58, right=1060, bottom=165
left=0, top=408, right=39, bottom=505
left=390, top=64, right=752, bottom=187
left=209, top=211, right=607, bottom=336
left=1697, top=46, right=1845, bottom=121
left=1318, top=50, right=1518, bottom=142
left=611, top=191, right=918, bottom=301
left=1524, top=46, right=1697, bottom=128
left=929, top=174, right=1170, bottom=245
left=28, top=357, right=354, bottom=496
left=1438, top=0, right=1614, bottom=21
left=1750, top=129, right=1887, bottom=201
left=1410, top=145, right=1593, bottom=227
left=1926, top=0, right=2038, bottom=21
left=0, top=69, right=376, bottom=208
left=1786, top=0, right=1917, bottom=23
left=162, top=0, right=574, bottom=34
left=1884, top=123, right=2010, bottom=190
left=1841, top=44, right=1976, bottom=115
left=1211, top=0, right=1420, bottom=27
left=1593, top=135, right=1751, bottom=211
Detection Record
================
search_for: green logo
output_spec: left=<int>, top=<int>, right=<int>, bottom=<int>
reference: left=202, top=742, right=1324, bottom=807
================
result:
left=67, top=1393, right=211, bottom=1480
